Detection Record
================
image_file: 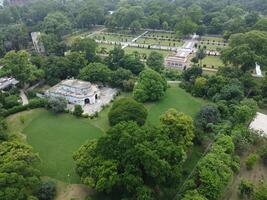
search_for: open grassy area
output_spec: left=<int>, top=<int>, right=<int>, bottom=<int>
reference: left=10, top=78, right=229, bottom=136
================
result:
left=124, top=46, right=171, bottom=57
left=201, top=36, right=225, bottom=42
left=6, top=109, right=105, bottom=183
left=136, top=37, right=182, bottom=47
left=91, top=33, right=134, bottom=42
left=201, top=56, right=224, bottom=68
left=146, top=84, right=206, bottom=125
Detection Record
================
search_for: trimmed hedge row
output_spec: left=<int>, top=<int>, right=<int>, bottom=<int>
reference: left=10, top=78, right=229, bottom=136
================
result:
left=3, top=98, right=48, bottom=117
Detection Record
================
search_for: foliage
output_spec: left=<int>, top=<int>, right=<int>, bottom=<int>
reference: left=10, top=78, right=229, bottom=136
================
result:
left=74, top=121, right=186, bottom=199
left=194, top=104, right=221, bottom=132
left=0, top=141, right=40, bottom=200
left=133, top=69, right=167, bottom=102
left=146, top=51, right=164, bottom=72
left=239, top=179, right=254, bottom=198
left=160, top=109, right=194, bottom=150
left=259, top=146, right=267, bottom=166
left=108, top=98, right=147, bottom=126
left=35, top=180, right=56, bottom=200
left=47, top=97, right=67, bottom=113
left=245, top=153, right=258, bottom=170
left=71, top=38, right=98, bottom=62
left=2, top=50, right=44, bottom=86
left=79, top=62, right=111, bottom=83
left=182, top=190, right=208, bottom=200
left=73, top=105, right=83, bottom=117
left=119, top=53, right=145, bottom=75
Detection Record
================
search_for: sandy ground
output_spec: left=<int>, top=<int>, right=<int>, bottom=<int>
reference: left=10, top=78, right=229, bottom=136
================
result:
left=250, top=112, right=267, bottom=135
left=56, top=184, right=92, bottom=200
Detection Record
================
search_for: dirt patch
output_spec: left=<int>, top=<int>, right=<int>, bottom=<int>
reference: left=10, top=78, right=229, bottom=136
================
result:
left=56, top=183, right=92, bottom=200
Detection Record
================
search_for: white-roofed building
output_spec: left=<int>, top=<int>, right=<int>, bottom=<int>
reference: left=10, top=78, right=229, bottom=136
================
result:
left=0, top=77, right=19, bottom=90
left=45, top=79, right=100, bottom=106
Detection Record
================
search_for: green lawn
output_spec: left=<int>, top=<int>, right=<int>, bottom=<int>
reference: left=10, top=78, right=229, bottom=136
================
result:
left=146, top=84, right=206, bottom=125
left=124, top=47, right=171, bottom=57
left=7, top=110, right=105, bottom=183
left=136, top=37, right=182, bottom=47
left=201, top=56, right=224, bottom=68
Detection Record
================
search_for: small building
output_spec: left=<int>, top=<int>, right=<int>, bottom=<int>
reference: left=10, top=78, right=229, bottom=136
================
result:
left=31, top=32, right=45, bottom=54
left=165, top=36, right=197, bottom=70
left=45, top=79, right=100, bottom=106
left=0, top=77, right=19, bottom=90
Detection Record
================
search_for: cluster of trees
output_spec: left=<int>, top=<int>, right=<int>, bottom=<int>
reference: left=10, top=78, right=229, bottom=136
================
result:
left=106, top=0, right=266, bottom=36
left=239, top=179, right=267, bottom=200
left=74, top=108, right=195, bottom=199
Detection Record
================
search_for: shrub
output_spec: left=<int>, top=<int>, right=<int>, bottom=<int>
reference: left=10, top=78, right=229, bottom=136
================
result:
left=259, top=146, right=267, bottom=166
left=239, top=179, right=254, bottom=198
left=47, top=97, right=67, bottom=113
left=73, top=105, right=83, bottom=117
left=245, top=153, right=258, bottom=170
left=35, top=180, right=56, bottom=200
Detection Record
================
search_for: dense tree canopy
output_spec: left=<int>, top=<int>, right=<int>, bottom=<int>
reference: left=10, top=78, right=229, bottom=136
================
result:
left=108, top=97, right=148, bottom=126
left=133, top=69, right=167, bottom=102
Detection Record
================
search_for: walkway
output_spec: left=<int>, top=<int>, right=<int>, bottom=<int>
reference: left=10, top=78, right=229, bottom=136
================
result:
left=20, top=90, right=29, bottom=105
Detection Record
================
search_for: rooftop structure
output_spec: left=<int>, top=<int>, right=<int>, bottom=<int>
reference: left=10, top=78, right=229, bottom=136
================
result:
left=0, top=77, right=19, bottom=90
left=45, top=79, right=100, bottom=106
left=31, top=32, right=45, bottom=54
left=165, top=36, right=198, bottom=69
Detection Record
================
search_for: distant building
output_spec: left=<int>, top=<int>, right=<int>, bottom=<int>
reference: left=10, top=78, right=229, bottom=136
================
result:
left=0, top=77, right=19, bottom=90
left=31, top=32, right=45, bottom=54
left=45, top=79, right=100, bottom=106
left=165, top=34, right=198, bottom=69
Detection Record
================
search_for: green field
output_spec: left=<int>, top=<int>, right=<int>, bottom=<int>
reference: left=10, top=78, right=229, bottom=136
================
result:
left=7, top=110, right=105, bottom=183
left=146, top=84, right=206, bottom=125
left=124, top=46, right=171, bottom=57
left=201, top=56, right=224, bottom=68
left=136, top=37, right=182, bottom=47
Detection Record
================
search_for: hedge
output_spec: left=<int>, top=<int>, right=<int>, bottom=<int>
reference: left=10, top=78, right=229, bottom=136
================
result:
left=3, top=98, right=48, bottom=117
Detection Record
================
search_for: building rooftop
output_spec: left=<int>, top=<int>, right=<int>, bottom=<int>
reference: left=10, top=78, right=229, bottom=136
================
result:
left=47, top=79, right=99, bottom=99
left=0, top=77, right=19, bottom=90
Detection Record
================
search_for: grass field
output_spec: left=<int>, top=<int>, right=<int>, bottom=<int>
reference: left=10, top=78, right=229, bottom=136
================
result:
left=7, top=110, right=105, bottom=183
left=201, top=56, right=224, bottom=68
left=124, top=46, right=171, bottom=57
left=136, top=37, right=182, bottom=47
left=146, top=84, right=206, bottom=125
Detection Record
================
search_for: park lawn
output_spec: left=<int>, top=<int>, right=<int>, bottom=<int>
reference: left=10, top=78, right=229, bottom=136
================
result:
left=97, top=43, right=117, bottom=53
left=92, top=33, right=134, bottom=42
left=201, top=36, right=225, bottom=42
left=136, top=37, right=182, bottom=47
left=145, top=31, right=177, bottom=39
left=146, top=84, right=206, bottom=125
left=202, top=56, right=224, bottom=68
left=6, top=109, right=105, bottom=183
left=124, top=46, right=171, bottom=57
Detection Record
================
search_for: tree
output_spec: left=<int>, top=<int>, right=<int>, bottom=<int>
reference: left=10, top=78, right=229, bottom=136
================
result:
left=109, top=68, right=133, bottom=89
left=160, top=109, right=194, bottom=150
left=130, top=20, right=142, bottom=34
left=119, top=53, right=145, bottom=75
left=194, top=104, right=221, bottom=132
left=133, top=69, right=167, bottom=102
left=175, top=17, right=198, bottom=36
left=73, top=105, right=83, bottom=117
left=221, top=31, right=267, bottom=71
left=253, top=18, right=267, bottom=31
left=35, top=180, right=56, bottom=200
left=146, top=51, right=164, bottom=72
left=245, top=153, right=258, bottom=170
left=47, top=97, right=67, bottom=113
left=42, top=12, right=71, bottom=37
left=65, top=51, right=87, bottom=77
left=259, top=146, right=267, bottom=166
left=40, top=33, right=67, bottom=56
left=71, top=38, right=98, bottom=62
left=0, top=141, right=41, bottom=199
left=74, top=121, right=185, bottom=199
left=108, top=98, right=148, bottom=126
left=106, top=46, right=125, bottom=70
left=253, top=183, right=267, bottom=200
left=193, top=77, right=208, bottom=97
left=2, top=50, right=44, bottom=86
left=79, top=63, right=111, bottom=83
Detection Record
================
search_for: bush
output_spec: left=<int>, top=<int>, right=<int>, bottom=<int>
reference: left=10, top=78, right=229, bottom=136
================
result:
left=47, top=97, right=67, bottom=113
left=245, top=153, right=258, bottom=170
left=239, top=179, right=254, bottom=198
left=73, top=105, right=83, bottom=117
left=35, top=180, right=56, bottom=200
left=108, top=97, right=148, bottom=126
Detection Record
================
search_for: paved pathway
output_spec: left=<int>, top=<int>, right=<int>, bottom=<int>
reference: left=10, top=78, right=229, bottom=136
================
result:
left=20, top=90, right=29, bottom=105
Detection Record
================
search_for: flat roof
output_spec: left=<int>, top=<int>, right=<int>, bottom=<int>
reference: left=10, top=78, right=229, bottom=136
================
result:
left=250, top=112, right=267, bottom=135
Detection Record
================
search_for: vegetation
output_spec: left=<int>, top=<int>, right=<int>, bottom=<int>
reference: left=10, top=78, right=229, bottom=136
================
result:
left=133, top=69, right=167, bottom=102
left=108, top=97, right=148, bottom=126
